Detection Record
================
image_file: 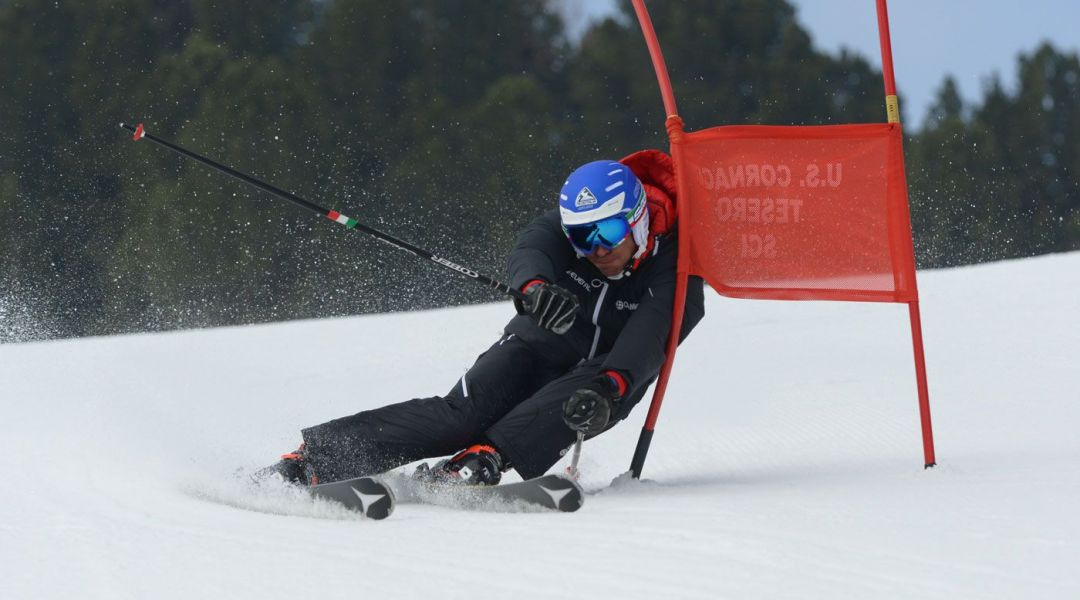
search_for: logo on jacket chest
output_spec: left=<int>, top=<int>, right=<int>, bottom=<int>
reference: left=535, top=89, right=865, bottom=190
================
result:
left=615, top=300, right=639, bottom=311
left=567, top=270, right=592, bottom=291
left=566, top=270, right=605, bottom=292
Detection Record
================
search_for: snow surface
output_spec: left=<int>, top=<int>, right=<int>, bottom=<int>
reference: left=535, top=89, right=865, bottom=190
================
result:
left=2, top=253, right=1078, bottom=599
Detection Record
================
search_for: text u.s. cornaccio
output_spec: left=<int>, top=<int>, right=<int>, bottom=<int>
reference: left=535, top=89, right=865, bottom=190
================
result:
left=696, top=162, right=843, bottom=259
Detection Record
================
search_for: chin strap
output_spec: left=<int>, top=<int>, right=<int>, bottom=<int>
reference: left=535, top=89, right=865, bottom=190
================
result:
left=618, top=235, right=662, bottom=278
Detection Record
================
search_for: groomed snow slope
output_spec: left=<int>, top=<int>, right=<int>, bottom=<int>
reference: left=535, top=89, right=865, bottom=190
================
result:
left=2, top=253, right=1078, bottom=599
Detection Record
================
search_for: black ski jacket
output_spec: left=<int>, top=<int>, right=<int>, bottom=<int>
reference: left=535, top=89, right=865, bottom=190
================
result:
left=504, top=209, right=705, bottom=394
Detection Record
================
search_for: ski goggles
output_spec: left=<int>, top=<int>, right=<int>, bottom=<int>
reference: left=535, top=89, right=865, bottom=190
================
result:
left=564, top=214, right=631, bottom=254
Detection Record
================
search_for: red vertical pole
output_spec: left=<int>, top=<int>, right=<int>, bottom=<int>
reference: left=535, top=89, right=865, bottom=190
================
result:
left=876, top=0, right=936, bottom=467
left=628, top=0, right=689, bottom=478
left=631, top=0, right=679, bottom=118
left=875, top=0, right=900, bottom=124
left=909, top=302, right=936, bottom=466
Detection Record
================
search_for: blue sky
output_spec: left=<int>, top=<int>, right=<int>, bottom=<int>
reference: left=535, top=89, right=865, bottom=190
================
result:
left=565, top=1, right=1080, bottom=128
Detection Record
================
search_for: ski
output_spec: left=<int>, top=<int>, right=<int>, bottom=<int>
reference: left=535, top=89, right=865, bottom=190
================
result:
left=309, top=476, right=395, bottom=520
left=381, top=472, right=584, bottom=513
left=278, top=470, right=582, bottom=518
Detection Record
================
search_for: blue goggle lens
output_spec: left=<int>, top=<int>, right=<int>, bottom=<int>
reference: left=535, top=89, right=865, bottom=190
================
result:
left=565, top=215, right=630, bottom=253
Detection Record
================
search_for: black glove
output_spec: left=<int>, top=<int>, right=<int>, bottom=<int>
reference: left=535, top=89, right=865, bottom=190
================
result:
left=563, top=374, right=622, bottom=434
left=521, top=281, right=579, bottom=335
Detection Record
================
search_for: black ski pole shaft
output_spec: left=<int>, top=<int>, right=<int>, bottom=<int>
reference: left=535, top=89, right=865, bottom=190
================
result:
left=119, top=122, right=525, bottom=301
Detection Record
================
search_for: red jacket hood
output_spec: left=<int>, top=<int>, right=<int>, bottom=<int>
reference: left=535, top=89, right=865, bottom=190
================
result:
left=620, top=149, right=677, bottom=238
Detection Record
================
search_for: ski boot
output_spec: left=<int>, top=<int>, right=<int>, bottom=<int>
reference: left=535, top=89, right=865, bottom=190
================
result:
left=258, top=442, right=318, bottom=486
left=415, top=444, right=505, bottom=486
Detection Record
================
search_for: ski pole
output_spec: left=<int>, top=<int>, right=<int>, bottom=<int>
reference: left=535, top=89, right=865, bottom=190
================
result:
left=119, top=122, right=526, bottom=301
left=566, top=431, right=584, bottom=480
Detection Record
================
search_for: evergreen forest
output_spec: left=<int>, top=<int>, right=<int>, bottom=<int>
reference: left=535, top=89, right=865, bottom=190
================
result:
left=2, top=0, right=1078, bottom=341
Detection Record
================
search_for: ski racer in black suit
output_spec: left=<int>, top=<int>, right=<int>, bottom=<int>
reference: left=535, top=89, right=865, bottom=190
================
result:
left=272, top=150, right=705, bottom=485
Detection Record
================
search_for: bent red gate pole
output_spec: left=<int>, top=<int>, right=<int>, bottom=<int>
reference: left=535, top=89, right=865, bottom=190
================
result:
left=629, top=0, right=690, bottom=478
left=875, top=0, right=936, bottom=467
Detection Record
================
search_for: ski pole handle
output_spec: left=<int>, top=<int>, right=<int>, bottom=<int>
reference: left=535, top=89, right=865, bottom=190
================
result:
left=120, top=122, right=525, bottom=301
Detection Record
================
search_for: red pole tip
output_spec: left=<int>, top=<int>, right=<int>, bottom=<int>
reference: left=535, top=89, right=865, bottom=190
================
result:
left=133, top=123, right=146, bottom=141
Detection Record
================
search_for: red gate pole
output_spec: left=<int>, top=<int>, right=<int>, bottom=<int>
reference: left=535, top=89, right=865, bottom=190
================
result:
left=876, top=0, right=936, bottom=467
left=628, top=0, right=691, bottom=478
left=909, top=302, right=936, bottom=467
left=632, top=0, right=678, bottom=117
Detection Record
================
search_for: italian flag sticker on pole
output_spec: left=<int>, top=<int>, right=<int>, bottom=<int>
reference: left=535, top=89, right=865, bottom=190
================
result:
left=326, top=210, right=358, bottom=229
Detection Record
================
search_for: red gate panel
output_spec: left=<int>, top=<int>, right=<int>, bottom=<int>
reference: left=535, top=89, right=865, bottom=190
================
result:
left=678, top=123, right=918, bottom=303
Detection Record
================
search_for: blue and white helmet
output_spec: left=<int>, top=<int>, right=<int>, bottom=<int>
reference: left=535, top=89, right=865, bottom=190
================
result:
left=558, top=160, right=650, bottom=260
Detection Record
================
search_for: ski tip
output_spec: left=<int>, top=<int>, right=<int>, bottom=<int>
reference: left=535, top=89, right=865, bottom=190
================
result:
left=537, top=474, right=585, bottom=512
left=362, top=482, right=396, bottom=520
left=310, top=476, right=396, bottom=520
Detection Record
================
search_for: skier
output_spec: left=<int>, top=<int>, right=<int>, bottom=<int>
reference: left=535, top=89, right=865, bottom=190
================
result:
left=271, top=150, right=706, bottom=486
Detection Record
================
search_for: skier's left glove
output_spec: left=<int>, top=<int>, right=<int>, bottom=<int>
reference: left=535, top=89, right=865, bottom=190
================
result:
left=563, top=371, right=627, bottom=435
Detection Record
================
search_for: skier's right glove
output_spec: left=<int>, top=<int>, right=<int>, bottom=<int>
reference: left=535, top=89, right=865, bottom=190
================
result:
left=519, top=280, right=579, bottom=335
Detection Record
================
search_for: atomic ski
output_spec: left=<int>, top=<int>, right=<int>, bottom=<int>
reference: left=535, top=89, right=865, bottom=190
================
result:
left=302, top=472, right=583, bottom=518
left=382, top=472, right=584, bottom=513
left=309, top=476, right=395, bottom=520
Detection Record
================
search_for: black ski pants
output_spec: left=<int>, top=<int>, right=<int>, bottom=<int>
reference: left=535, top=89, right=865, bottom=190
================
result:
left=301, top=334, right=646, bottom=482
